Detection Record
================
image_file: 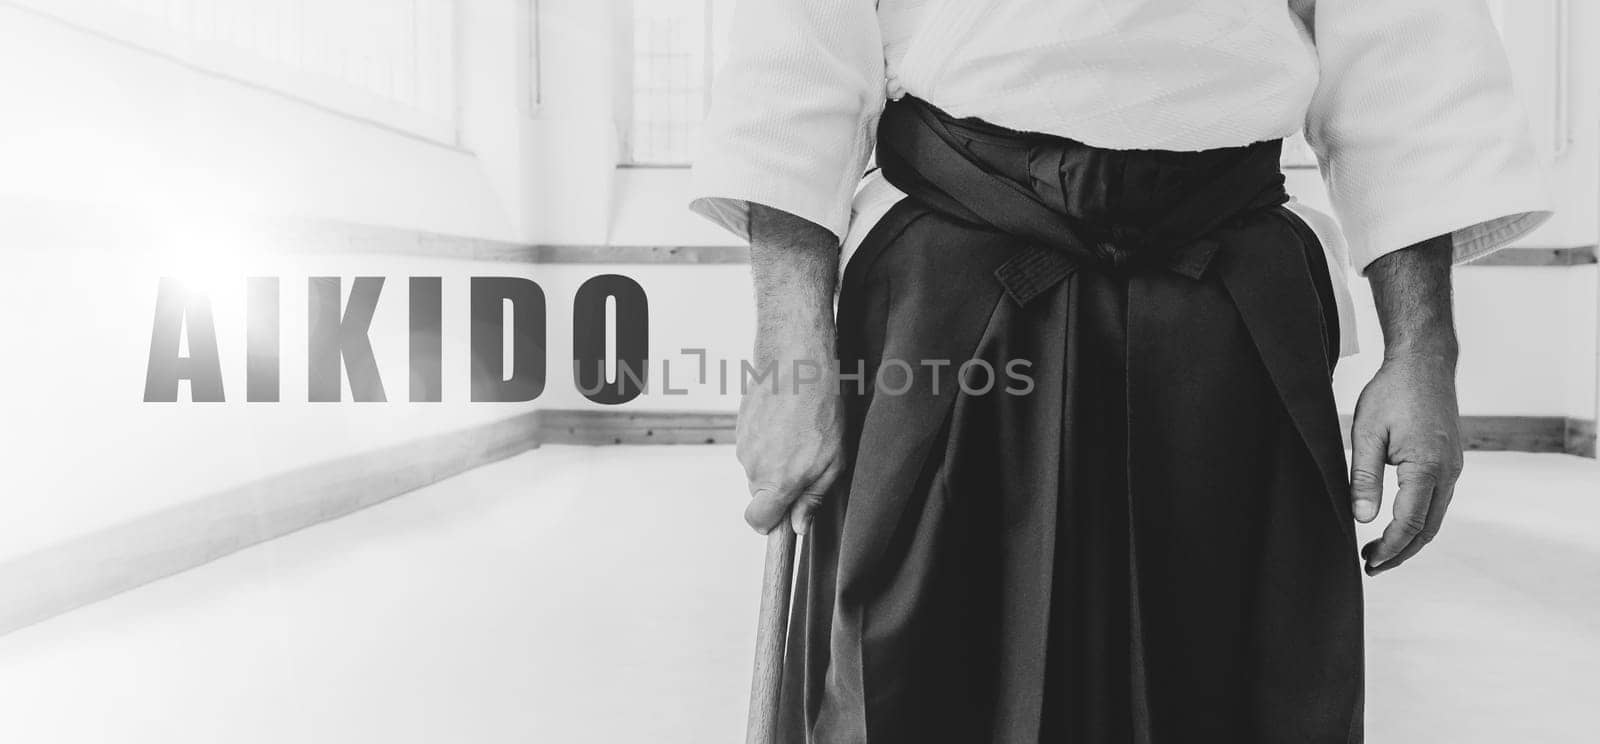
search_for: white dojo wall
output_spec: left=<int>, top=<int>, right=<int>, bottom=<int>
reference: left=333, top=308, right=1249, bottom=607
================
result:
left=0, top=1, right=542, bottom=562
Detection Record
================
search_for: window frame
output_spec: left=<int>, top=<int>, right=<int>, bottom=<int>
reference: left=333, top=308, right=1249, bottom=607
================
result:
left=613, top=0, right=716, bottom=168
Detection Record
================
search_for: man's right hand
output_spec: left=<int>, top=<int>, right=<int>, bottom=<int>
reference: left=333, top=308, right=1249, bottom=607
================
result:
left=738, top=204, right=848, bottom=536
left=738, top=338, right=847, bottom=536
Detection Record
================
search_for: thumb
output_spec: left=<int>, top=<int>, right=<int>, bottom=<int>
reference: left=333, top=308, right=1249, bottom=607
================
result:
left=745, top=485, right=796, bottom=534
left=1349, top=425, right=1388, bottom=523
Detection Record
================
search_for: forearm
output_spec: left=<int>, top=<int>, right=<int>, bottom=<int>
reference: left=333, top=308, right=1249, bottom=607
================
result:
left=1366, top=234, right=1459, bottom=365
left=748, top=203, right=839, bottom=363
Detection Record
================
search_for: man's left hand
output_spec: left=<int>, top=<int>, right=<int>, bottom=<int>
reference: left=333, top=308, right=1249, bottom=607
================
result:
left=1349, top=351, right=1464, bottom=575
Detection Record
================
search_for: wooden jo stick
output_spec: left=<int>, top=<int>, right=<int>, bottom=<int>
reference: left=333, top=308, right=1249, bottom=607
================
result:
left=746, top=522, right=798, bottom=744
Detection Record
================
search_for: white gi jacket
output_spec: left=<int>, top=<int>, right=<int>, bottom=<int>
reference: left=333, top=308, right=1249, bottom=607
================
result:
left=688, top=0, right=1554, bottom=356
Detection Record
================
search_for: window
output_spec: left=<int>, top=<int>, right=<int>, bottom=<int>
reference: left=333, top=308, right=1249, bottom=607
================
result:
left=621, top=0, right=709, bottom=166
left=619, top=0, right=733, bottom=166
left=16, top=0, right=459, bottom=144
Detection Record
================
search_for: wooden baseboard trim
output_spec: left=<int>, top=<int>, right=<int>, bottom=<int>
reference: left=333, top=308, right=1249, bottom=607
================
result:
left=540, top=410, right=1600, bottom=457
left=254, top=219, right=749, bottom=264
left=1567, top=418, right=1598, bottom=458
left=275, top=219, right=1595, bottom=268
left=531, top=245, right=750, bottom=264
left=284, top=218, right=1592, bottom=268
left=1336, top=414, right=1596, bottom=456
left=536, top=409, right=738, bottom=445
left=10, top=197, right=1588, bottom=268
left=557, top=410, right=1600, bottom=458
left=165, top=215, right=1600, bottom=268
left=1465, top=246, right=1597, bottom=267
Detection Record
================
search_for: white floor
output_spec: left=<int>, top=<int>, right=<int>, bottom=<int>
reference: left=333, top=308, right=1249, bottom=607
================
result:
left=0, top=448, right=1594, bottom=743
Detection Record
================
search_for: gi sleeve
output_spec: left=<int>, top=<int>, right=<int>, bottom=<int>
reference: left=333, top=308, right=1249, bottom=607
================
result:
left=687, top=0, right=886, bottom=243
left=1299, top=0, right=1554, bottom=272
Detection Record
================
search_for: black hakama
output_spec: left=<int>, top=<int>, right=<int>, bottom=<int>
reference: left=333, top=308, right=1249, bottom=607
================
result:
left=775, top=97, right=1365, bottom=744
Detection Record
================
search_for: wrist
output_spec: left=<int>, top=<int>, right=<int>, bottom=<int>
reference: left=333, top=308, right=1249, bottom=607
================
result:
left=1383, top=335, right=1459, bottom=367
left=1367, top=233, right=1457, bottom=368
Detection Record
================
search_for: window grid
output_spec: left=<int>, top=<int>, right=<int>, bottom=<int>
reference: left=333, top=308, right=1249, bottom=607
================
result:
left=626, top=0, right=709, bottom=166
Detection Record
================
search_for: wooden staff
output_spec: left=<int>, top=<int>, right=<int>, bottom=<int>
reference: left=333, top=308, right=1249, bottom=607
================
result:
left=746, top=522, right=797, bottom=744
